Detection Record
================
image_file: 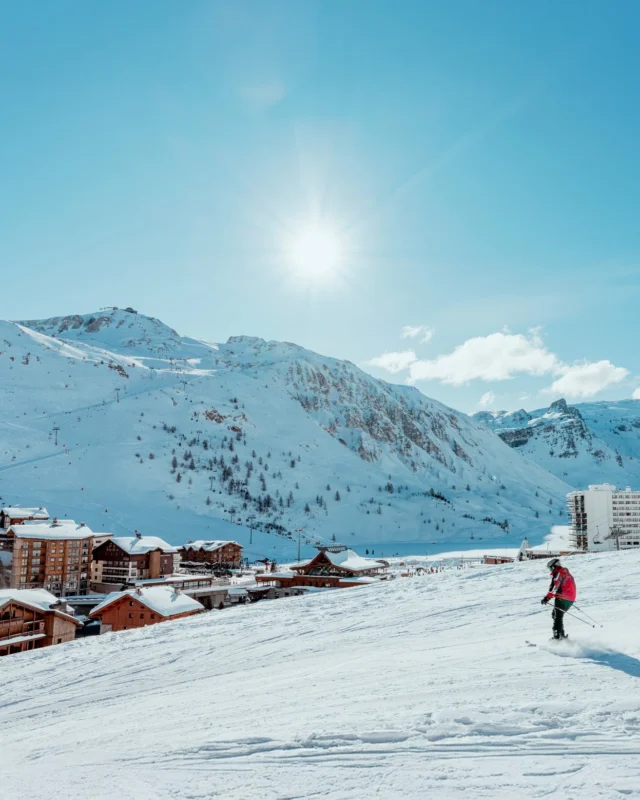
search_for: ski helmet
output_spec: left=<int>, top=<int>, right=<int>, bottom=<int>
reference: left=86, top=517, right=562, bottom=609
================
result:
left=547, top=557, right=561, bottom=571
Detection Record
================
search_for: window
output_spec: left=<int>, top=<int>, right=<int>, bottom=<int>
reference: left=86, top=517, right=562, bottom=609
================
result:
left=129, top=613, right=133, bottom=619
left=140, top=614, right=144, bottom=619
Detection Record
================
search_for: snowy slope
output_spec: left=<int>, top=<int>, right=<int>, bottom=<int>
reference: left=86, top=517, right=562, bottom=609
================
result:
left=0, top=309, right=571, bottom=558
left=475, top=398, right=640, bottom=488
left=2, top=550, right=640, bottom=799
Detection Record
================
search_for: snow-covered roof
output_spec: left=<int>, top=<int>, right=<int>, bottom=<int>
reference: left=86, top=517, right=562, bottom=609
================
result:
left=8, top=520, right=94, bottom=540
left=0, top=588, right=61, bottom=612
left=0, top=632, right=46, bottom=647
left=0, top=589, right=81, bottom=624
left=294, top=549, right=387, bottom=574
left=90, top=586, right=203, bottom=619
left=182, top=540, right=241, bottom=552
left=108, top=536, right=178, bottom=555
left=1, top=507, right=49, bottom=520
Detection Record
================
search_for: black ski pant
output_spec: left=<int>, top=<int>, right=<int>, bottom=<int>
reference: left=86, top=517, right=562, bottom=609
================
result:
left=552, top=598, right=573, bottom=637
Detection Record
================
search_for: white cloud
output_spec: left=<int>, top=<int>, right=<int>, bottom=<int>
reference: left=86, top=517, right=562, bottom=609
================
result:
left=633, top=388, right=640, bottom=400
left=368, top=328, right=629, bottom=401
left=367, top=350, right=417, bottom=374
left=401, top=325, right=434, bottom=344
left=478, top=391, right=497, bottom=409
left=407, top=330, right=561, bottom=386
left=545, top=360, right=629, bottom=398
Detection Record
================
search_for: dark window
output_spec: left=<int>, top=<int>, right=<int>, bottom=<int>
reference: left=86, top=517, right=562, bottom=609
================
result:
left=129, top=613, right=133, bottom=619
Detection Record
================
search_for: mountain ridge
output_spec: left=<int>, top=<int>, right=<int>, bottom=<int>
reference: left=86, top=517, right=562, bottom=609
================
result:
left=0, top=308, right=570, bottom=557
left=473, top=397, right=640, bottom=488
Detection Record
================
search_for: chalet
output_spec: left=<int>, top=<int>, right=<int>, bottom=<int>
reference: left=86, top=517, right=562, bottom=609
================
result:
left=91, top=533, right=179, bottom=591
left=0, top=589, right=81, bottom=656
left=89, top=586, right=204, bottom=633
left=255, top=546, right=388, bottom=590
left=6, top=519, right=94, bottom=595
left=121, top=574, right=230, bottom=610
left=0, top=506, right=49, bottom=530
left=180, top=540, right=243, bottom=569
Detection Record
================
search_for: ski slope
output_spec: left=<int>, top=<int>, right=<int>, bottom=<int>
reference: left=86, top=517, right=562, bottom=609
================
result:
left=2, top=549, right=640, bottom=799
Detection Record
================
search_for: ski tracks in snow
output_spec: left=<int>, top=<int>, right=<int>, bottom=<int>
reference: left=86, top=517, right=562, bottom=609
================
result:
left=2, top=554, right=640, bottom=798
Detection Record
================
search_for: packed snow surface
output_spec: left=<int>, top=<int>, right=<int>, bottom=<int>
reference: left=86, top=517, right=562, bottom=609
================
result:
left=2, top=549, right=640, bottom=799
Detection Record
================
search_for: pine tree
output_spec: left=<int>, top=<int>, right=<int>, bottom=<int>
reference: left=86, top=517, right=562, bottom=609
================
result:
left=335, top=490, right=341, bottom=501
left=171, top=456, right=178, bottom=470
left=304, top=503, right=311, bottom=513
left=176, top=473, right=182, bottom=483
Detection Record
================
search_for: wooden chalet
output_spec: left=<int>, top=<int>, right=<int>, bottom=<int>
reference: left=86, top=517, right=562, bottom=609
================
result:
left=89, top=586, right=204, bottom=633
left=180, top=540, right=243, bottom=569
left=91, top=533, right=178, bottom=590
left=255, top=545, right=388, bottom=590
left=0, top=589, right=81, bottom=657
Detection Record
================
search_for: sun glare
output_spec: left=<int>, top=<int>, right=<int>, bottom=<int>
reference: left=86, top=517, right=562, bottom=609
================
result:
left=285, top=223, right=344, bottom=283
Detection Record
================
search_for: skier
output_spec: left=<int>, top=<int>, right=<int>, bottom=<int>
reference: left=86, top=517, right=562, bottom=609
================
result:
left=541, top=558, right=576, bottom=639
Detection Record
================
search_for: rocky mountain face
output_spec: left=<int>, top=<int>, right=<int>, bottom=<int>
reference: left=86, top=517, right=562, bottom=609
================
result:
left=0, top=309, right=570, bottom=557
left=474, top=398, right=640, bottom=488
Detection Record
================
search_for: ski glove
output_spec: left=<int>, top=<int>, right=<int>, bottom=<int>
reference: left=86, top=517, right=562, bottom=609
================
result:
left=541, top=597, right=549, bottom=605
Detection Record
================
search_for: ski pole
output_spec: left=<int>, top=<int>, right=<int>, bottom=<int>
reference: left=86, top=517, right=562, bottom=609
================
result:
left=571, top=604, right=603, bottom=627
left=539, top=604, right=596, bottom=628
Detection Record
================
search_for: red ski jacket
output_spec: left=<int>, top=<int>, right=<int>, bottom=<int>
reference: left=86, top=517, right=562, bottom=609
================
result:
left=546, top=567, right=577, bottom=602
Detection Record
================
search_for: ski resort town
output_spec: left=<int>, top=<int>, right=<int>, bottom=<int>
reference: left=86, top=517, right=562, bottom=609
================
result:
left=0, top=484, right=636, bottom=657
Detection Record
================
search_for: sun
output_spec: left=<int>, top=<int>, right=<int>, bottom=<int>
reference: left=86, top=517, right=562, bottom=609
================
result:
left=285, top=223, right=344, bottom=283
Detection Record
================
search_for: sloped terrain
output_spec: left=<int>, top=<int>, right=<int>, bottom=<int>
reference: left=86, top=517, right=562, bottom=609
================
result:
left=2, top=550, right=640, bottom=799
left=475, top=398, right=640, bottom=488
left=0, top=309, right=570, bottom=557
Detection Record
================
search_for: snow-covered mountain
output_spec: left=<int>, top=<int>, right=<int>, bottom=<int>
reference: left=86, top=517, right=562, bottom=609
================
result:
left=474, top=398, right=640, bottom=488
left=0, top=308, right=570, bottom=557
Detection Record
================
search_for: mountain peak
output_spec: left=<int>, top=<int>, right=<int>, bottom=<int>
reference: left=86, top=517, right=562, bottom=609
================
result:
left=549, top=398, right=569, bottom=413
left=16, top=308, right=190, bottom=358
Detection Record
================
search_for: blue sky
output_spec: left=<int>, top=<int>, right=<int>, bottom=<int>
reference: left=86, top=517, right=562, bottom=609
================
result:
left=1, top=0, right=640, bottom=413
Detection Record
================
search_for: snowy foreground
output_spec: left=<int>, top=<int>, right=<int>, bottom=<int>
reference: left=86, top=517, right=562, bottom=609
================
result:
left=3, top=552, right=640, bottom=799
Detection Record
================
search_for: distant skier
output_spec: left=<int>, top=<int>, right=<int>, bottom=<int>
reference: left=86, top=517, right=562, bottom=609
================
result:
left=541, top=558, right=576, bottom=639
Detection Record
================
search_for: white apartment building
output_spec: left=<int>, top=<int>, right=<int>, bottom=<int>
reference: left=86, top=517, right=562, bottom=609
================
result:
left=567, top=484, right=640, bottom=551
